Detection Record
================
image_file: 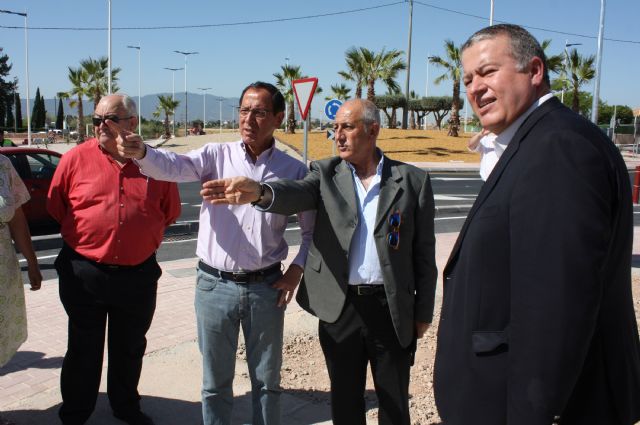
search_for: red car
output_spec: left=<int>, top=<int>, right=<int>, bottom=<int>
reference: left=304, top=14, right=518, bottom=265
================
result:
left=0, top=146, right=62, bottom=235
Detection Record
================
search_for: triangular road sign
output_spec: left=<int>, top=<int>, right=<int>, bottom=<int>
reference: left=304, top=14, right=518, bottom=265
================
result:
left=292, top=77, right=318, bottom=121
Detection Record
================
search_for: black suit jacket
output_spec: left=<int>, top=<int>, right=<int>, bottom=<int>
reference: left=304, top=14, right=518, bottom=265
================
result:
left=434, top=97, right=640, bottom=424
left=266, top=155, right=437, bottom=347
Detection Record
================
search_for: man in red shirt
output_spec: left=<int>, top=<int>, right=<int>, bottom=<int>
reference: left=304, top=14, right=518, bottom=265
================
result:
left=47, top=94, right=181, bottom=425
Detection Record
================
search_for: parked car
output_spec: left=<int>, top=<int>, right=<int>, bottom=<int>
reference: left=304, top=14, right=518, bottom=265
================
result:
left=0, top=146, right=62, bottom=235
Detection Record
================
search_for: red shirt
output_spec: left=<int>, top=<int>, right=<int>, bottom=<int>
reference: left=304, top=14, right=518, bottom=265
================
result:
left=47, top=139, right=181, bottom=265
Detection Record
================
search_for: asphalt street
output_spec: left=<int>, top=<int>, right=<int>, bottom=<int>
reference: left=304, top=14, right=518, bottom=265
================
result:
left=20, top=171, right=640, bottom=282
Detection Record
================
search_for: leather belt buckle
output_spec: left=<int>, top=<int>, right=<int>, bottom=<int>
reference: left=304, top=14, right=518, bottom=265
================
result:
left=231, top=272, right=251, bottom=284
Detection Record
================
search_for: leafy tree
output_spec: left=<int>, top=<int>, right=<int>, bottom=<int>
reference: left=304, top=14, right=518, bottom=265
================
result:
left=430, top=40, right=462, bottom=136
left=14, top=91, right=22, bottom=129
left=56, top=97, right=65, bottom=130
left=325, top=83, right=351, bottom=101
left=557, top=49, right=595, bottom=113
left=64, top=66, right=89, bottom=139
left=0, top=48, right=17, bottom=128
left=422, top=96, right=457, bottom=130
left=373, top=94, right=406, bottom=129
left=553, top=90, right=592, bottom=117
left=31, top=87, right=43, bottom=129
left=153, top=95, right=180, bottom=138
left=81, top=56, right=121, bottom=108
left=339, top=48, right=367, bottom=99
left=599, top=104, right=634, bottom=126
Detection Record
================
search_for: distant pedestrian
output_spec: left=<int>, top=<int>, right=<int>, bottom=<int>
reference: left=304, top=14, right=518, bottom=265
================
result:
left=466, top=128, right=498, bottom=181
left=47, top=93, right=181, bottom=425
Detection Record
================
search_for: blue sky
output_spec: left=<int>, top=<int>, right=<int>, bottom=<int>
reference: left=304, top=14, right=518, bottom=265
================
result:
left=1, top=0, right=638, bottom=119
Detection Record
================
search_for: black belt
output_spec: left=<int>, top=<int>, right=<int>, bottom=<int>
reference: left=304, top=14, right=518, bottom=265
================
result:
left=348, top=284, right=385, bottom=296
left=198, top=260, right=282, bottom=284
left=62, top=242, right=155, bottom=270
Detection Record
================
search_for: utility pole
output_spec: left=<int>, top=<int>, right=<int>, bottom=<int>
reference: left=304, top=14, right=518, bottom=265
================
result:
left=402, top=0, right=413, bottom=129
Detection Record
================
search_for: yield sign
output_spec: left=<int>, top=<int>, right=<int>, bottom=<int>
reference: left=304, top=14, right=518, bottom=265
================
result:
left=292, top=77, right=318, bottom=121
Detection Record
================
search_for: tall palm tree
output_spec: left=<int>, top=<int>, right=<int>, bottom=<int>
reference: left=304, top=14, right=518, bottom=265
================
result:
left=358, top=47, right=406, bottom=101
left=564, top=49, right=595, bottom=113
left=81, top=56, right=121, bottom=108
left=430, top=40, right=462, bottom=137
left=65, top=66, right=88, bottom=140
left=153, top=95, right=180, bottom=139
left=274, top=64, right=302, bottom=134
left=541, top=39, right=564, bottom=76
left=325, top=83, right=351, bottom=101
left=338, top=47, right=367, bottom=99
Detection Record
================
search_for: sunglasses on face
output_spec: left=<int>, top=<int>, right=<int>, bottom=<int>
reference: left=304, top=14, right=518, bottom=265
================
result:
left=387, top=210, right=401, bottom=250
left=92, top=115, right=132, bottom=127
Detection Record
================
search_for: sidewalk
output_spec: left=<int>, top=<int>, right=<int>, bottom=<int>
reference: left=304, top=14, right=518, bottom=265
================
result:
left=0, top=231, right=465, bottom=425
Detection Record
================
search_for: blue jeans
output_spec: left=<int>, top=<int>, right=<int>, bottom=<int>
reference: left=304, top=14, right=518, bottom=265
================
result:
left=195, top=266, right=285, bottom=425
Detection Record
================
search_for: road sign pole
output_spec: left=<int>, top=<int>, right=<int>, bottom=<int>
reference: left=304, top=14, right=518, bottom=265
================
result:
left=303, top=115, right=309, bottom=166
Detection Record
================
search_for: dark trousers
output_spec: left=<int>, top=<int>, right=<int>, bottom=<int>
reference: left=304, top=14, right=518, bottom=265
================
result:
left=318, top=291, right=413, bottom=425
left=55, top=244, right=160, bottom=425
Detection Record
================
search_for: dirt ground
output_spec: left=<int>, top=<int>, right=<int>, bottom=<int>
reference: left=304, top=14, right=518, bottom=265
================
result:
left=275, top=128, right=480, bottom=163
left=269, top=273, right=640, bottom=425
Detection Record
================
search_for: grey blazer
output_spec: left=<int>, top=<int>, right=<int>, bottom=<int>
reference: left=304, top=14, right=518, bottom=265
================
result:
left=266, top=155, right=437, bottom=347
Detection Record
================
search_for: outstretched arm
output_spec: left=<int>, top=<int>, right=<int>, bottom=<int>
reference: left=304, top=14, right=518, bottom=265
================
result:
left=201, top=176, right=264, bottom=205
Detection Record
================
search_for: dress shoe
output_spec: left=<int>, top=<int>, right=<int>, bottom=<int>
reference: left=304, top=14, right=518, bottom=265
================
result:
left=113, top=410, right=154, bottom=425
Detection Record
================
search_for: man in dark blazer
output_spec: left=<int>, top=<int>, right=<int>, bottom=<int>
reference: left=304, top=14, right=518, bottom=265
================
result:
left=434, top=24, right=640, bottom=425
left=201, top=98, right=437, bottom=425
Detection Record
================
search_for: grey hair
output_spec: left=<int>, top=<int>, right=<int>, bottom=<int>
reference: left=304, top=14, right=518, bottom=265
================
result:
left=361, top=99, right=381, bottom=131
left=104, top=93, right=138, bottom=116
left=461, top=24, right=550, bottom=86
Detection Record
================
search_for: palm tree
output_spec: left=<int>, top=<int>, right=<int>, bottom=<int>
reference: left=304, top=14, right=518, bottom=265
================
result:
left=153, top=95, right=180, bottom=139
left=325, top=83, right=351, bottom=101
left=65, top=66, right=88, bottom=140
left=564, top=49, right=595, bottom=113
left=338, top=48, right=367, bottom=99
left=359, top=47, right=406, bottom=101
left=81, top=57, right=121, bottom=108
left=541, top=39, right=564, bottom=76
left=274, top=64, right=303, bottom=134
left=430, top=40, right=462, bottom=137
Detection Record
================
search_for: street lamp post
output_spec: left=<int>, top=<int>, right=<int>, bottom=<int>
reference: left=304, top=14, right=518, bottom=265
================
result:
left=107, top=0, right=112, bottom=94
left=174, top=51, right=198, bottom=137
left=561, top=41, right=581, bottom=104
left=591, top=0, right=606, bottom=124
left=127, top=44, right=142, bottom=136
left=218, top=98, right=223, bottom=134
left=164, top=67, right=183, bottom=137
left=0, top=9, right=31, bottom=145
left=402, top=0, right=414, bottom=129
left=285, top=56, right=290, bottom=129
left=198, top=87, right=211, bottom=130
left=489, top=0, right=495, bottom=26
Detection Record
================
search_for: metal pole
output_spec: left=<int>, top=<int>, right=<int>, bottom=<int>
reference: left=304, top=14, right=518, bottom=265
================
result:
left=107, top=0, right=112, bottom=94
left=489, top=0, right=494, bottom=26
left=303, top=115, right=309, bottom=165
left=402, top=0, right=413, bottom=129
left=218, top=98, right=222, bottom=134
left=174, top=51, right=198, bottom=137
left=424, top=55, right=433, bottom=131
left=164, top=67, right=182, bottom=137
left=127, top=45, right=142, bottom=135
left=561, top=42, right=581, bottom=105
left=198, top=88, right=211, bottom=130
left=591, top=0, right=606, bottom=124
left=24, top=13, right=31, bottom=145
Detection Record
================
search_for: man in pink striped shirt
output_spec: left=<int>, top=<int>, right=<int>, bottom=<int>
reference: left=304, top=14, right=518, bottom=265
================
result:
left=114, top=82, right=314, bottom=425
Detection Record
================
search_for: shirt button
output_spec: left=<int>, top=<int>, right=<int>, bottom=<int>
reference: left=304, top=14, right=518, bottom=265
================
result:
left=120, top=203, right=124, bottom=207
left=117, top=240, right=121, bottom=243
left=119, top=221, right=123, bottom=225
left=114, top=256, right=119, bottom=260
left=120, top=186, right=124, bottom=191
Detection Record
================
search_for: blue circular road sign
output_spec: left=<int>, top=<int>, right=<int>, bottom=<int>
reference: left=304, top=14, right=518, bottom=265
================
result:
left=324, top=99, right=343, bottom=121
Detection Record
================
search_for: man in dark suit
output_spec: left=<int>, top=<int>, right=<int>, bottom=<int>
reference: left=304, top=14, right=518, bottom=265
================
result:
left=434, top=24, right=640, bottom=425
left=201, top=98, right=437, bottom=425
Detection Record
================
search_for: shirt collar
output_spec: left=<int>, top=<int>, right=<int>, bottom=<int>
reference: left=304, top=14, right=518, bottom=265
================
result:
left=346, top=148, right=385, bottom=177
left=495, top=92, right=554, bottom=147
left=241, top=139, right=275, bottom=163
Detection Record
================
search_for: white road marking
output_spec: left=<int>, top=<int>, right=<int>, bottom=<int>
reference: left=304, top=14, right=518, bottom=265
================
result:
left=431, top=177, right=481, bottom=181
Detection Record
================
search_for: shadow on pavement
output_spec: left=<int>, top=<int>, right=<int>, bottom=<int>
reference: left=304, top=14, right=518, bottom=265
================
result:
left=0, top=352, right=63, bottom=377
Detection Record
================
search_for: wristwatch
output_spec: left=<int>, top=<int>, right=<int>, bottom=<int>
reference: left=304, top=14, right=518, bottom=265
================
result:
left=251, top=183, right=266, bottom=206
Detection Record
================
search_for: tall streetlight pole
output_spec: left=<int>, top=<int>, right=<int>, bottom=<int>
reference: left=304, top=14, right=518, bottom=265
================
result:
left=489, top=0, right=495, bottom=26
left=560, top=41, right=581, bottom=105
left=0, top=9, right=31, bottom=144
left=127, top=44, right=142, bottom=136
left=107, top=0, right=112, bottom=94
left=218, top=98, right=223, bottom=134
left=402, top=0, right=413, bottom=129
left=285, top=56, right=290, bottom=130
left=174, top=51, right=198, bottom=137
left=591, top=0, right=606, bottom=125
left=198, top=87, right=211, bottom=130
left=164, top=67, right=183, bottom=137
left=424, top=54, right=435, bottom=130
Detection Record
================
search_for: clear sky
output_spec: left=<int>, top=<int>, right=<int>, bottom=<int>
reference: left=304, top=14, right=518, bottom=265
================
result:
left=1, top=0, right=638, bottom=119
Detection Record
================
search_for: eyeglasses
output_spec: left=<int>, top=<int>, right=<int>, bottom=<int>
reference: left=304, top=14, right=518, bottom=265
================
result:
left=239, top=108, right=271, bottom=119
left=92, top=115, right=132, bottom=127
left=387, top=210, right=401, bottom=250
